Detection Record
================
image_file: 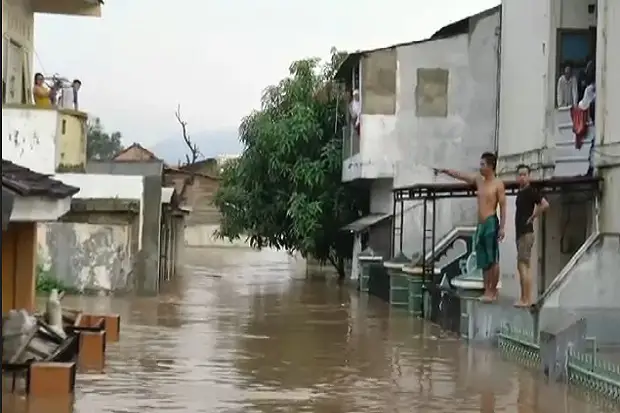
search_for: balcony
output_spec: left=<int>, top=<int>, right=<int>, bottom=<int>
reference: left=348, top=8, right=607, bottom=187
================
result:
left=2, top=104, right=88, bottom=175
left=341, top=117, right=396, bottom=182
left=31, top=0, right=102, bottom=17
left=552, top=107, right=595, bottom=177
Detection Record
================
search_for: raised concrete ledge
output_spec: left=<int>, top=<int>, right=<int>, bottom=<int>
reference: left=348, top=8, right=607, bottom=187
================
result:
left=460, top=294, right=536, bottom=342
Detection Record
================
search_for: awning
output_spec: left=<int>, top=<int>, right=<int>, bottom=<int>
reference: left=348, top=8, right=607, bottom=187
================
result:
left=2, top=187, right=15, bottom=230
left=341, top=213, right=392, bottom=233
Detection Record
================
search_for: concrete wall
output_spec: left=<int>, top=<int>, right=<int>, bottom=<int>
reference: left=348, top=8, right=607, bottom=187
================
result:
left=37, top=218, right=135, bottom=292
left=596, top=0, right=620, bottom=233
left=498, top=0, right=553, bottom=161
left=2, top=106, right=87, bottom=174
left=87, top=160, right=163, bottom=176
left=36, top=173, right=145, bottom=292
left=81, top=162, right=164, bottom=294
left=2, top=107, right=58, bottom=174
left=388, top=10, right=501, bottom=257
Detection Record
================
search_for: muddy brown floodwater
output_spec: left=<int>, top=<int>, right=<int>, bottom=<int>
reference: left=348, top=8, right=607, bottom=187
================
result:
left=4, top=247, right=617, bottom=412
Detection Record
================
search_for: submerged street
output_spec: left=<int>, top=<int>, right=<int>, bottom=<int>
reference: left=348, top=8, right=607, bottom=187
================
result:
left=7, top=247, right=616, bottom=412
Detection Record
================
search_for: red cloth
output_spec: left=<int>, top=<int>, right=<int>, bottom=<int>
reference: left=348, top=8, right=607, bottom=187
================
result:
left=570, top=106, right=589, bottom=149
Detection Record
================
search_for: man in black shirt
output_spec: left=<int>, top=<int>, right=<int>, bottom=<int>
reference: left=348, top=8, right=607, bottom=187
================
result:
left=514, top=164, right=549, bottom=307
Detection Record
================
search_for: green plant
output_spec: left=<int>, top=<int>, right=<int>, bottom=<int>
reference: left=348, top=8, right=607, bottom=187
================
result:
left=35, top=264, right=78, bottom=294
left=213, top=50, right=368, bottom=281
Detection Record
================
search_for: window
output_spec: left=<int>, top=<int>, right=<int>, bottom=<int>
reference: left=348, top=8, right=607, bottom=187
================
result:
left=415, top=68, right=449, bottom=118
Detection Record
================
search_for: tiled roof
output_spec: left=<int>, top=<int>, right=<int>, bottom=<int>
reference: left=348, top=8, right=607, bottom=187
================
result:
left=1, top=160, right=80, bottom=198
left=112, top=143, right=161, bottom=161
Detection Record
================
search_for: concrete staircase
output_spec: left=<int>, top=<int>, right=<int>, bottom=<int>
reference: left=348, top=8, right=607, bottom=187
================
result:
left=553, top=107, right=595, bottom=177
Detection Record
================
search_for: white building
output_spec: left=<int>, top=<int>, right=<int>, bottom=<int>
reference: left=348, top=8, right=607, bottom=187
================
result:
left=336, top=7, right=501, bottom=275
left=497, top=0, right=618, bottom=300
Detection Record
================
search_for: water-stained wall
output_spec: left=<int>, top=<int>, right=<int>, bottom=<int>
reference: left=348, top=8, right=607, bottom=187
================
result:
left=2, top=106, right=88, bottom=174
left=393, top=9, right=501, bottom=257
left=37, top=220, right=135, bottom=293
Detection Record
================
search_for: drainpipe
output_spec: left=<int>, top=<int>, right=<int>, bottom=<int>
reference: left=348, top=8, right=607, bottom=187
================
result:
left=493, top=11, right=502, bottom=154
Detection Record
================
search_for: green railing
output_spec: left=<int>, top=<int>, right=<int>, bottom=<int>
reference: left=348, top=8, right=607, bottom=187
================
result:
left=498, top=326, right=620, bottom=402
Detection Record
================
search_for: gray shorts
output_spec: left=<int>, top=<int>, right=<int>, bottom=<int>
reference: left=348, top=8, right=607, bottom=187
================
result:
left=516, top=233, right=534, bottom=263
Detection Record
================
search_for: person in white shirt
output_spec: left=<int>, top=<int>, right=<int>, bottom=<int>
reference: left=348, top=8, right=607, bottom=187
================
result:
left=59, top=79, right=81, bottom=110
left=349, top=89, right=361, bottom=130
left=557, top=65, right=578, bottom=107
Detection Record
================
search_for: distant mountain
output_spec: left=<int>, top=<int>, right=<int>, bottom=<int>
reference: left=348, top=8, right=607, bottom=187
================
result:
left=152, top=129, right=243, bottom=164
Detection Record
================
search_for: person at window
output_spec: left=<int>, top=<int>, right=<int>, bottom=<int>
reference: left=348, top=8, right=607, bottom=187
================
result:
left=59, top=79, right=81, bottom=110
left=556, top=65, right=578, bottom=107
left=33, top=73, right=53, bottom=107
left=349, top=89, right=361, bottom=134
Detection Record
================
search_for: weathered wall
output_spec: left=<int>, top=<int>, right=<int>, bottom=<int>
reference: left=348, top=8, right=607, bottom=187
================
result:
left=164, top=170, right=220, bottom=226
left=37, top=218, right=134, bottom=292
left=2, top=107, right=58, bottom=174
left=389, top=10, right=501, bottom=257
left=2, top=106, right=88, bottom=173
left=2, top=0, right=35, bottom=104
left=596, top=0, right=620, bottom=233
left=137, top=175, right=162, bottom=294
left=361, top=49, right=397, bottom=115
left=497, top=0, right=552, bottom=160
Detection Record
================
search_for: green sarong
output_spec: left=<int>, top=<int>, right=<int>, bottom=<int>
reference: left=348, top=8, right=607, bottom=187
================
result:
left=475, top=215, right=499, bottom=270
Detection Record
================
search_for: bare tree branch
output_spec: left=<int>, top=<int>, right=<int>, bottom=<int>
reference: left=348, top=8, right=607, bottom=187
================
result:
left=175, top=104, right=201, bottom=166
left=174, top=104, right=204, bottom=204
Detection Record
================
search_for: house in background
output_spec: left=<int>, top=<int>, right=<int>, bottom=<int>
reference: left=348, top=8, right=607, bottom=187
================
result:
left=335, top=7, right=501, bottom=277
left=112, top=143, right=161, bottom=163
left=109, top=142, right=226, bottom=247
left=2, top=160, right=79, bottom=314
left=163, top=161, right=223, bottom=247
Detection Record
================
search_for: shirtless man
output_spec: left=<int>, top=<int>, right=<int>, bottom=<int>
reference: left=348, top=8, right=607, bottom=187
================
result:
left=435, top=152, right=507, bottom=302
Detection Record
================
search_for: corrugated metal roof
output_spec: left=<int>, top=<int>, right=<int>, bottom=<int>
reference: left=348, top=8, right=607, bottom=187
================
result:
left=341, top=213, right=391, bottom=232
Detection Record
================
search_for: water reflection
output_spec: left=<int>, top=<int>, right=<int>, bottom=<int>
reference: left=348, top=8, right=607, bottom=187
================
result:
left=3, top=247, right=617, bottom=412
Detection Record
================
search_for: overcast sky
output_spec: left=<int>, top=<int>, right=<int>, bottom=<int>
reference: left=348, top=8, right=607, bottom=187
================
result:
left=34, top=0, right=499, bottom=146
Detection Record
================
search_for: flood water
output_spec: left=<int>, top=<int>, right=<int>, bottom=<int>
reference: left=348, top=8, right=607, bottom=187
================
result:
left=4, top=248, right=617, bottom=412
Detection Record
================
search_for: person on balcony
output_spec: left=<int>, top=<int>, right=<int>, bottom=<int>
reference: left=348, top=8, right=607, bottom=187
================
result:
left=33, top=73, right=53, bottom=107
left=556, top=65, right=578, bottom=107
left=59, top=79, right=81, bottom=111
left=349, top=89, right=361, bottom=135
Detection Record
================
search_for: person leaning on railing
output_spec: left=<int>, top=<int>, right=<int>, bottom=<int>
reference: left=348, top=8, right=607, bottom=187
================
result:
left=32, top=72, right=56, bottom=107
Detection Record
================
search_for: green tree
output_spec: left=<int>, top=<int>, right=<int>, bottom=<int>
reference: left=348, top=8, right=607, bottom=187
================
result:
left=86, top=117, right=123, bottom=160
left=214, top=50, right=368, bottom=280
